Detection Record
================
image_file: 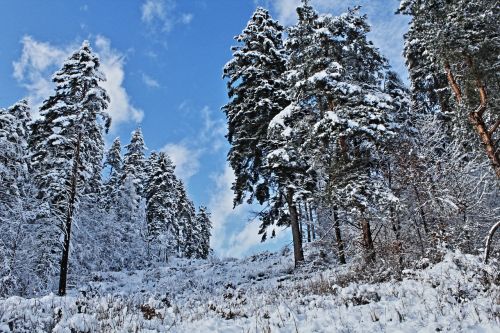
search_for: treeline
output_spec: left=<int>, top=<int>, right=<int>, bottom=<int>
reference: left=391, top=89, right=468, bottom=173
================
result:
left=0, top=42, right=211, bottom=297
left=223, top=1, right=499, bottom=267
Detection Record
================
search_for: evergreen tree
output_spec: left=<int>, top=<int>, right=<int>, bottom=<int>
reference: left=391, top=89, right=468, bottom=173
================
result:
left=174, top=179, right=197, bottom=258
left=196, top=206, right=212, bottom=259
left=28, top=40, right=110, bottom=295
left=267, top=3, right=399, bottom=263
left=145, top=152, right=178, bottom=261
left=103, top=137, right=122, bottom=209
left=122, top=128, right=147, bottom=220
left=223, top=7, right=289, bottom=206
left=105, top=137, right=123, bottom=177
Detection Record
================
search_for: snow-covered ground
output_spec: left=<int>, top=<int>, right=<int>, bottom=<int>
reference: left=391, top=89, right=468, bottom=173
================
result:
left=0, top=247, right=498, bottom=332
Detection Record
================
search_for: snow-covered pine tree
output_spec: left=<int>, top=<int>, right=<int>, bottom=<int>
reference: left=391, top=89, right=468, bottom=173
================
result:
left=311, top=8, right=398, bottom=263
left=265, top=1, right=337, bottom=266
left=0, top=105, right=25, bottom=295
left=268, top=3, right=398, bottom=263
left=174, top=179, right=197, bottom=258
left=145, top=152, right=178, bottom=262
left=105, top=137, right=122, bottom=177
left=223, top=7, right=289, bottom=207
left=103, top=137, right=122, bottom=209
left=196, top=206, right=212, bottom=259
left=28, top=40, right=110, bottom=295
left=122, top=128, right=147, bottom=215
left=144, top=150, right=159, bottom=183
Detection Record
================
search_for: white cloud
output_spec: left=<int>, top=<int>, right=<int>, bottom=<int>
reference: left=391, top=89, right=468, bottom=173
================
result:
left=207, top=164, right=247, bottom=253
left=141, top=0, right=166, bottom=23
left=141, top=72, right=160, bottom=88
left=181, top=13, right=194, bottom=24
left=12, top=36, right=70, bottom=114
left=95, top=36, right=144, bottom=128
left=200, top=106, right=226, bottom=153
left=141, top=0, right=193, bottom=34
left=12, top=35, right=144, bottom=131
left=225, top=221, right=290, bottom=258
left=206, top=163, right=290, bottom=258
left=161, top=143, right=201, bottom=183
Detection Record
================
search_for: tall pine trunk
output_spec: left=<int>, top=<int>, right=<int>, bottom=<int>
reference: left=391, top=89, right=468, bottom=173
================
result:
left=58, top=132, right=81, bottom=296
left=309, top=205, right=316, bottom=240
left=286, top=187, right=304, bottom=266
left=361, top=218, right=375, bottom=263
left=445, top=59, right=500, bottom=179
left=484, top=221, right=500, bottom=264
left=333, top=206, right=346, bottom=264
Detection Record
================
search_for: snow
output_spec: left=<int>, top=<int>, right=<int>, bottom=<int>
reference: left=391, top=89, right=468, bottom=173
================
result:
left=0, top=249, right=498, bottom=332
left=325, top=111, right=340, bottom=123
left=269, top=104, right=295, bottom=129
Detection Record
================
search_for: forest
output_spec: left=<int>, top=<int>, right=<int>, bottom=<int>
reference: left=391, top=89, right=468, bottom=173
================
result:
left=0, top=0, right=498, bottom=331
left=223, top=0, right=499, bottom=267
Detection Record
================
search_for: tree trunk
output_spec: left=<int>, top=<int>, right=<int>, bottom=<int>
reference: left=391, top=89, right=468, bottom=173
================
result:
left=445, top=58, right=500, bottom=179
left=484, top=221, right=500, bottom=264
left=58, top=132, right=82, bottom=296
left=469, top=112, right=500, bottom=178
left=299, top=211, right=304, bottom=243
left=304, top=202, right=311, bottom=243
left=413, top=185, right=429, bottom=234
left=286, top=187, right=304, bottom=266
left=361, top=219, right=375, bottom=263
left=309, top=205, right=316, bottom=240
left=333, top=206, right=346, bottom=264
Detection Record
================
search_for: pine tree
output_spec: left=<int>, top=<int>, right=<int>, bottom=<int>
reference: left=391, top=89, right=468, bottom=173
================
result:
left=266, top=3, right=399, bottom=263
left=122, top=128, right=147, bottom=220
left=196, top=206, right=212, bottom=259
left=264, top=1, right=326, bottom=266
left=103, top=137, right=122, bottom=209
left=174, top=179, right=197, bottom=258
left=223, top=7, right=289, bottom=207
left=28, top=40, right=110, bottom=295
left=105, top=137, right=123, bottom=177
left=145, top=152, right=178, bottom=262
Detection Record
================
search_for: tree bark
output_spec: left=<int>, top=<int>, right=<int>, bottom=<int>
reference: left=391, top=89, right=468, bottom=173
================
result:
left=484, top=221, right=500, bottom=264
left=469, top=109, right=500, bottom=179
left=58, top=132, right=82, bottom=296
left=412, top=185, right=429, bottom=234
left=361, top=219, right=375, bottom=263
left=309, top=204, right=316, bottom=240
left=286, top=187, right=304, bottom=266
left=304, top=202, right=311, bottom=243
left=333, top=206, right=346, bottom=264
left=445, top=58, right=500, bottom=179
left=444, top=61, right=462, bottom=103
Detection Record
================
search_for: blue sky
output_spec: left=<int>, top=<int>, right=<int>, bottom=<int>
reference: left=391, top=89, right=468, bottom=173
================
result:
left=0, top=0, right=409, bottom=258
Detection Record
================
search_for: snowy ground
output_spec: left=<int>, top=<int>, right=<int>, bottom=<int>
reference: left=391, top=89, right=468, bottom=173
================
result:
left=0, top=247, right=499, bottom=332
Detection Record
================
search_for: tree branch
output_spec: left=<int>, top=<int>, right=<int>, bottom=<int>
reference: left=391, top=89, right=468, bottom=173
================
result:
left=444, top=61, right=462, bottom=103
left=488, top=119, right=500, bottom=136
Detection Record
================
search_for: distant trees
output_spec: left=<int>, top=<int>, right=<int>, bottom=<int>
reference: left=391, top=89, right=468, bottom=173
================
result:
left=0, top=42, right=212, bottom=298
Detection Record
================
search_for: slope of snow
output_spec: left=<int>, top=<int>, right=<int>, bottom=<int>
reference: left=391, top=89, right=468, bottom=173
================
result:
left=0, top=248, right=498, bottom=332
